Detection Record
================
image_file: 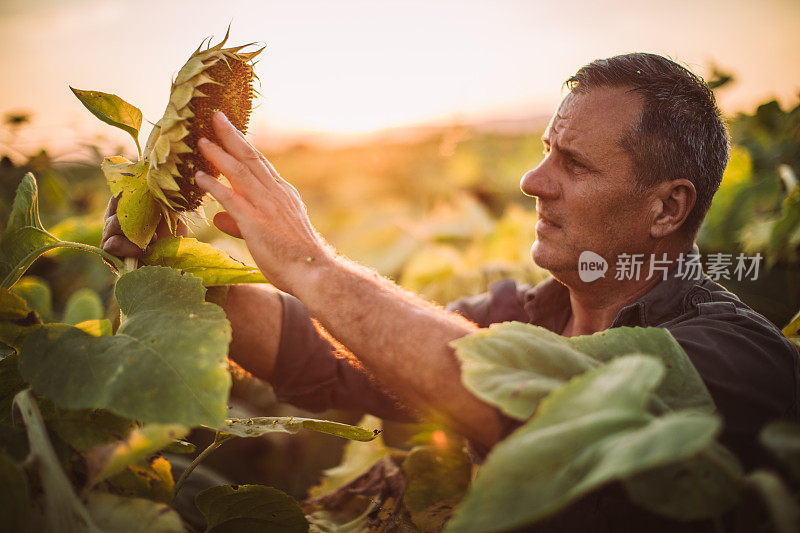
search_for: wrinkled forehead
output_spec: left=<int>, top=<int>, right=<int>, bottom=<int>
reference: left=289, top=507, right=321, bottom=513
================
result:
left=545, top=86, right=644, bottom=148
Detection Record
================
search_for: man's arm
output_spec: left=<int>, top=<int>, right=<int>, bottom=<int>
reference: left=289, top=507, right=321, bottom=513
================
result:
left=194, top=112, right=504, bottom=449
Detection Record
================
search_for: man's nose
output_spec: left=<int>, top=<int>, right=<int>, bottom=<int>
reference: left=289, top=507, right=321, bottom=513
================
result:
left=520, top=163, right=559, bottom=199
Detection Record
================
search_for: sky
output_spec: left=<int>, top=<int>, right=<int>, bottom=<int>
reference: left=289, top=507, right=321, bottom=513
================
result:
left=1, top=0, right=799, bottom=157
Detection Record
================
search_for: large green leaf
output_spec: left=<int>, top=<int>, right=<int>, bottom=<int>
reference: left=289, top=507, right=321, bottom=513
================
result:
left=450, top=323, right=598, bottom=420
left=85, top=491, right=184, bottom=533
left=18, top=266, right=232, bottom=428
left=102, top=157, right=161, bottom=250
left=144, top=236, right=268, bottom=285
left=622, top=442, right=742, bottom=520
left=70, top=87, right=143, bottom=156
left=0, top=174, right=123, bottom=288
left=196, top=484, right=309, bottom=532
left=451, top=322, right=714, bottom=421
left=220, top=416, right=380, bottom=441
left=445, top=356, right=721, bottom=533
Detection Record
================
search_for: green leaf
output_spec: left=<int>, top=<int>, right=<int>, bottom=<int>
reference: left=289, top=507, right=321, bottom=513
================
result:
left=761, top=420, right=800, bottom=481
left=10, top=276, right=52, bottom=322
left=451, top=323, right=714, bottom=421
left=104, top=456, right=175, bottom=504
left=13, top=390, right=101, bottom=532
left=445, top=356, right=721, bottom=533
left=144, top=236, right=268, bottom=285
left=70, top=87, right=143, bottom=156
left=85, top=491, right=185, bottom=533
left=195, top=484, right=309, bottom=532
left=18, top=266, right=232, bottom=428
left=308, top=415, right=391, bottom=499
left=450, top=323, right=598, bottom=420
left=0, top=174, right=123, bottom=288
left=85, top=424, right=187, bottom=487
left=746, top=470, right=800, bottom=533
left=63, top=288, right=104, bottom=325
left=0, top=450, right=29, bottom=530
left=47, top=407, right=136, bottom=451
left=0, top=288, right=30, bottom=321
left=220, top=416, right=380, bottom=442
left=101, top=158, right=160, bottom=250
left=0, top=175, right=59, bottom=288
left=623, top=442, right=742, bottom=520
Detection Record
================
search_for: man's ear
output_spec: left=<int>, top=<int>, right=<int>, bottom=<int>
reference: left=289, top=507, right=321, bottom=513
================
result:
left=650, top=179, right=696, bottom=239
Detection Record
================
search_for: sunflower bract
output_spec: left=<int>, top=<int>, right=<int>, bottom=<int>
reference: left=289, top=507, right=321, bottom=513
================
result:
left=143, top=29, right=263, bottom=214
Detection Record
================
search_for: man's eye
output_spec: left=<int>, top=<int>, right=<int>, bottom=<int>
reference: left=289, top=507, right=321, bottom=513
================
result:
left=568, top=158, right=587, bottom=172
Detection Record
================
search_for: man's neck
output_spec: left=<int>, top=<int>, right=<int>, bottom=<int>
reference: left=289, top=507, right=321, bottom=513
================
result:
left=559, top=242, right=693, bottom=337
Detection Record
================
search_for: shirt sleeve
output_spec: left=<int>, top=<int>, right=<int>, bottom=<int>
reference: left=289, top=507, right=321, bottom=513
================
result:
left=270, top=292, right=419, bottom=422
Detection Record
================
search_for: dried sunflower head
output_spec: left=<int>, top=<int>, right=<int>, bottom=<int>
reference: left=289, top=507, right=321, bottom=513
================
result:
left=143, top=29, right=263, bottom=216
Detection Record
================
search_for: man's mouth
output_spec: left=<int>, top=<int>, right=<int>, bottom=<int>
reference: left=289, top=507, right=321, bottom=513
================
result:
left=536, top=213, right=562, bottom=232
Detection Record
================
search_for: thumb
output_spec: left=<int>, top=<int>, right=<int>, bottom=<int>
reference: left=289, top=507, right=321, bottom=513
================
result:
left=213, top=211, right=243, bottom=239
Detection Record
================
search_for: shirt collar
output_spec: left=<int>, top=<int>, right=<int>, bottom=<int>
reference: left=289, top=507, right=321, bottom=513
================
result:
left=523, top=244, right=707, bottom=332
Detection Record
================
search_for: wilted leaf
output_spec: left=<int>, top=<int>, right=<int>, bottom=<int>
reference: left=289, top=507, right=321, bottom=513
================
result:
left=446, top=356, right=721, bottom=533
left=144, top=236, right=268, bottom=285
left=13, top=389, right=101, bottom=532
left=104, top=456, right=174, bottom=504
left=101, top=158, right=160, bottom=250
left=220, top=416, right=379, bottom=442
left=18, top=266, right=232, bottom=428
left=0, top=450, right=29, bottom=530
left=85, top=424, right=187, bottom=487
left=308, top=415, right=391, bottom=499
left=70, top=87, right=143, bottom=155
left=761, top=420, right=800, bottom=481
left=63, top=288, right=104, bottom=325
left=451, top=323, right=714, bottom=421
left=85, top=491, right=184, bottom=533
left=196, top=484, right=309, bottom=532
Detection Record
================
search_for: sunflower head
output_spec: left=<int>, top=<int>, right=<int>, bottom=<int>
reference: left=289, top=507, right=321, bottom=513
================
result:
left=143, top=29, right=263, bottom=213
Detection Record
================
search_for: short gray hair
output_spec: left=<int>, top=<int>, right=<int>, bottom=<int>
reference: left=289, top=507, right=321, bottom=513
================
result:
left=565, top=53, right=730, bottom=237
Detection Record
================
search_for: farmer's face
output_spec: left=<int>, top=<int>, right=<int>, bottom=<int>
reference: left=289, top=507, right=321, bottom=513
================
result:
left=520, top=86, right=652, bottom=284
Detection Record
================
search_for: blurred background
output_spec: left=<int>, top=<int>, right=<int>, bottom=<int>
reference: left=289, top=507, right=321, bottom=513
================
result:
left=1, top=0, right=799, bottom=503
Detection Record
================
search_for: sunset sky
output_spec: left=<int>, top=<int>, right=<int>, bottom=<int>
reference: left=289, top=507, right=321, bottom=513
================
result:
left=1, top=0, right=799, bottom=157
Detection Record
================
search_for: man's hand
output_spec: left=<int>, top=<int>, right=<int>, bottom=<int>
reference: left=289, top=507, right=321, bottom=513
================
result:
left=101, top=195, right=187, bottom=261
left=195, top=112, right=503, bottom=449
left=194, top=111, right=334, bottom=296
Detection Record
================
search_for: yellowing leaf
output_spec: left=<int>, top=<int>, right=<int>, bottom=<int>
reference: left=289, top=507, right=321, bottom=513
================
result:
left=101, top=159, right=160, bottom=250
left=70, top=87, right=143, bottom=156
left=144, top=236, right=268, bottom=285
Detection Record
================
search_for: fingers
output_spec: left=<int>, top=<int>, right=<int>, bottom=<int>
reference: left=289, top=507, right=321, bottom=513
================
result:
left=195, top=171, right=258, bottom=228
left=213, top=211, right=243, bottom=239
left=102, top=234, right=146, bottom=259
left=104, top=193, right=120, bottom=219
left=197, top=137, right=267, bottom=201
left=209, top=112, right=277, bottom=186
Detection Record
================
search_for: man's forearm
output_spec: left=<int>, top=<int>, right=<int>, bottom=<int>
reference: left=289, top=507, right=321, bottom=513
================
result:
left=293, top=255, right=503, bottom=449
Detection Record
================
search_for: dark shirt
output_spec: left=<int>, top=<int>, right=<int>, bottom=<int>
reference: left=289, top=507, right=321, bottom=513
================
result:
left=272, top=266, right=799, bottom=471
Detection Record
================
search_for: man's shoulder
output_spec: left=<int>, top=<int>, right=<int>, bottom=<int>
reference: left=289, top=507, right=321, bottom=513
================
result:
left=445, top=278, right=537, bottom=327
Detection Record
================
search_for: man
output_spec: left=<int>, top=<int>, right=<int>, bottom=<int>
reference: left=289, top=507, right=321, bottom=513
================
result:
left=103, top=52, right=796, bottom=488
